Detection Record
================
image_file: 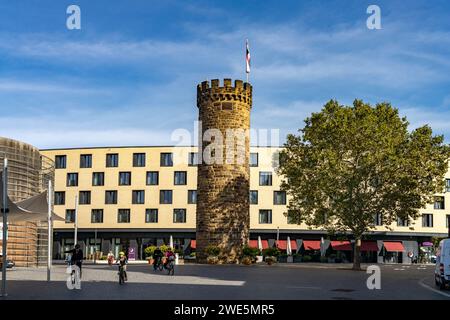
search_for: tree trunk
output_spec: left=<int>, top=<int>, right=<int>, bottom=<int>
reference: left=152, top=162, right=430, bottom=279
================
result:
left=353, top=238, right=362, bottom=270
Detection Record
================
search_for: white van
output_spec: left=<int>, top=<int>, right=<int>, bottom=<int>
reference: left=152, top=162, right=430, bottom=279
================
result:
left=435, top=239, right=450, bottom=290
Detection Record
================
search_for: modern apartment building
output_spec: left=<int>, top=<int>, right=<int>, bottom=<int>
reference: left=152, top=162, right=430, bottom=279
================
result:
left=41, top=146, right=450, bottom=264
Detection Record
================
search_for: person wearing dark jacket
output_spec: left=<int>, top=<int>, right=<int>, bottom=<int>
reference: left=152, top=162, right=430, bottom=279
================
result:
left=153, top=247, right=163, bottom=271
left=65, top=244, right=84, bottom=278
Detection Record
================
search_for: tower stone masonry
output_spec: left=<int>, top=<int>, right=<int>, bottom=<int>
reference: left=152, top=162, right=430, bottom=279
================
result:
left=196, top=78, right=252, bottom=263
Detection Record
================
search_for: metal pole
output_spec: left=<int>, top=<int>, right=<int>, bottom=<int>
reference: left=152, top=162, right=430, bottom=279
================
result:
left=448, top=215, right=450, bottom=239
left=94, top=228, right=97, bottom=264
left=1, top=158, right=8, bottom=297
left=47, top=180, right=52, bottom=282
left=74, top=195, right=78, bottom=246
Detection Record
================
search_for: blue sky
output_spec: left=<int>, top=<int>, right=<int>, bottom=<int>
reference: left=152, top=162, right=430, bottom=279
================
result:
left=0, top=0, right=449, bottom=148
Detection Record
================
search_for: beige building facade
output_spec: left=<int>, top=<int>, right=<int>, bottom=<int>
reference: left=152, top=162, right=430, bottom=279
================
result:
left=41, top=146, right=450, bottom=263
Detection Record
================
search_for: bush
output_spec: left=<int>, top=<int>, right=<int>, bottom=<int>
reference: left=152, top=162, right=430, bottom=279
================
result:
left=302, top=255, right=312, bottom=262
left=265, top=256, right=277, bottom=265
left=189, top=252, right=196, bottom=257
left=241, top=256, right=252, bottom=265
left=144, top=245, right=157, bottom=258
left=205, top=245, right=220, bottom=257
left=207, top=256, right=219, bottom=264
left=262, top=247, right=281, bottom=257
left=243, top=246, right=260, bottom=258
left=160, top=244, right=169, bottom=253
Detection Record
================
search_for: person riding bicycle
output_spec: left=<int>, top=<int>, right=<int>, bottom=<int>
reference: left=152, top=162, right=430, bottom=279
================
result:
left=164, top=247, right=175, bottom=269
left=64, top=244, right=83, bottom=278
left=153, top=246, right=163, bottom=270
left=116, top=251, right=128, bottom=281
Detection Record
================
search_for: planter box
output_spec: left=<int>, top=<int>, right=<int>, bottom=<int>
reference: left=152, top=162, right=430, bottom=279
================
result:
left=256, top=255, right=263, bottom=263
left=293, top=256, right=302, bottom=263
left=278, top=256, right=288, bottom=263
left=287, top=256, right=293, bottom=263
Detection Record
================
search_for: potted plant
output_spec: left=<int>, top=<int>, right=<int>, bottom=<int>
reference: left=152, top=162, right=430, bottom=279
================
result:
left=144, top=245, right=157, bottom=264
left=262, top=247, right=280, bottom=265
left=205, top=245, right=220, bottom=264
left=242, top=246, right=260, bottom=264
left=328, top=253, right=337, bottom=263
left=302, top=255, right=312, bottom=263
left=293, top=253, right=302, bottom=263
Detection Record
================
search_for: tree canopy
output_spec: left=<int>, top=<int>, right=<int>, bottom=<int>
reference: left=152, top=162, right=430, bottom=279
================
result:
left=277, top=99, right=450, bottom=269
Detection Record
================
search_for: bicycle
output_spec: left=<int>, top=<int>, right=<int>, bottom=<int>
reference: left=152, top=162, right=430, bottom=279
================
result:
left=153, top=256, right=164, bottom=271
left=165, top=257, right=175, bottom=276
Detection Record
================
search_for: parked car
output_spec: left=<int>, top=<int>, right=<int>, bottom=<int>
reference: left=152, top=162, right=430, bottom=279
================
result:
left=434, top=239, right=450, bottom=290
left=0, top=255, right=15, bottom=269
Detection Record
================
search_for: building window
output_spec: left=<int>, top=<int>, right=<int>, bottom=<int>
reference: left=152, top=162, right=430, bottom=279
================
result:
left=173, top=209, right=186, bottom=223
left=160, top=153, right=173, bottom=167
left=434, top=197, right=445, bottom=210
left=106, top=153, right=119, bottom=167
left=145, top=209, right=158, bottom=223
left=80, top=154, right=92, bottom=168
left=79, top=191, right=91, bottom=205
left=67, top=173, right=78, bottom=187
left=259, top=209, right=272, bottom=224
left=397, top=217, right=410, bottom=227
left=374, top=213, right=383, bottom=226
left=105, top=190, right=118, bottom=204
left=146, top=171, right=159, bottom=185
left=119, top=172, right=131, bottom=185
left=55, top=155, right=66, bottom=169
left=54, top=191, right=65, bottom=205
left=188, top=152, right=198, bottom=166
left=259, top=172, right=273, bottom=186
left=174, top=171, right=187, bottom=185
left=118, top=209, right=130, bottom=223
left=132, top=190, right=145, bottom=204
left=65, top=209, right=75, bottom=223
left=133, top=153, right=146, bottom=167
left=446, top=179, right=450, bottom=192
left=250, top=190, right=258, bottom=205
left=274, top=191, right=286, bottom=205
left=422, top=214, right=433, bottom=228
left=250, top=153, right=258, bottom=167
left=91, top=209, right=103, bottom=223
left=160, top=190, right=173, bottom=204
left=92, top=172, right=105, bottom=186
left=188, top=190, right=197, bottom=204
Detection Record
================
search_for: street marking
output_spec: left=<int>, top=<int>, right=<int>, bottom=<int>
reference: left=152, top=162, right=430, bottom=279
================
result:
left=418, top=278, right=450, bottom=298
left=394, top=268, right=405, bottom=271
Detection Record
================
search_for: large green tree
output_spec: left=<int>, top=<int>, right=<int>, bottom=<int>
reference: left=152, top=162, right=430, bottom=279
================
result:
left=278, top=100, right=450, bottom=270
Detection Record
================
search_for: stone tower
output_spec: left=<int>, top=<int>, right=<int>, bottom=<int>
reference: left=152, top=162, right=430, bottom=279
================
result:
left=196, top=78, right=252, bottom=263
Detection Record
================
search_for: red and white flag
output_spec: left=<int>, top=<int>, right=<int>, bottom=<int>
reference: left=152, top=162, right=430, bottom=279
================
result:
left=246, top=39, right=251, bottom=74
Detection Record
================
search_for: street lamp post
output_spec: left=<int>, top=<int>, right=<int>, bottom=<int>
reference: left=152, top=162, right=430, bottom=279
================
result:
left=74, top=195, right=78, bottom=246
left=94, top=228, right=97, bottom=264
left=47, top=180, right=52, bottom=282
left=1, top=158, right=8, bottom=297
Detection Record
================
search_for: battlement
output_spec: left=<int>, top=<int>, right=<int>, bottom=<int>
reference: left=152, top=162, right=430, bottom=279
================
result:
left=197, top=78, right=252, bottom=107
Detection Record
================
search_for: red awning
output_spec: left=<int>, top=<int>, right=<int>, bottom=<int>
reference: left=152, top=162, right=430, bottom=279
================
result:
left=249, top=240, right=258, bottom=248
left=331, top=241, right=352, bottom=251
left=276, top=240, right=297, bottom=250
left=248, top=239, right=269, bottom=249
left=190, top=240, right=196, bottom=249
left=303, top=240, right=321, bottom=251
left=361, top=241, right=379, bottom=252
left=383, top=241, right=405, bottom=252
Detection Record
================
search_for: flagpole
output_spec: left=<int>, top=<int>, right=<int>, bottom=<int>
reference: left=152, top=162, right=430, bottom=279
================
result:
left=47, top=180, right=52, bottom=282
left=1, top=158, right=8, bottom=297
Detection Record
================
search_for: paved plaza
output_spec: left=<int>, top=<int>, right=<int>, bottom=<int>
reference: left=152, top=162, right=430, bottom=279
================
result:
left=0, top=263, right=449, bottom=300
